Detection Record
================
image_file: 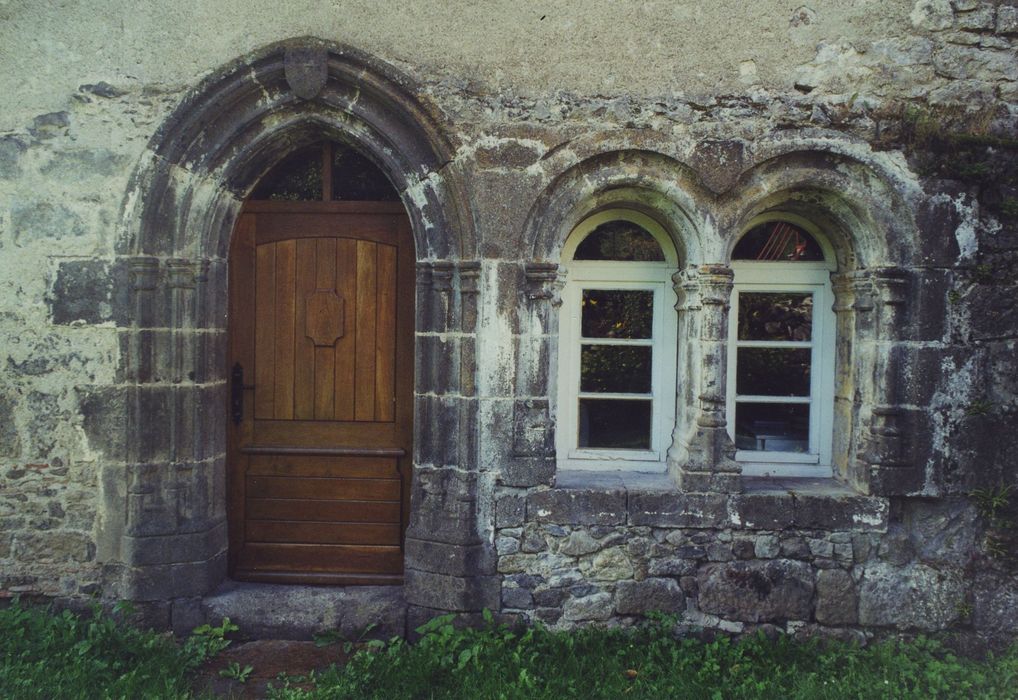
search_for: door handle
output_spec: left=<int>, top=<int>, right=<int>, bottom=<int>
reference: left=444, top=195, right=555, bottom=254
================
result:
left=231, top=362, right=255, bottom=425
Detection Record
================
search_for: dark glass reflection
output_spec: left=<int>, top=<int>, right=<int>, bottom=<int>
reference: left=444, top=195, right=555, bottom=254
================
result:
left=735, top=403, right=810, bottom=453
left=738, top=293, right=813, bottom=341
left=736, top=348, right=812, bottom=396
left=581, top=345, right=652, bottom=393
left=332, top=145, right=399, bottom=201
left=250, top=145, right=323, bottom=201
left=581, top=290, right=653, bottom=338
left=733, top=222, right=825, bottom=262
left=574, top=220, right=665, bottom=261
left=578, top=399, right=651, bottom=449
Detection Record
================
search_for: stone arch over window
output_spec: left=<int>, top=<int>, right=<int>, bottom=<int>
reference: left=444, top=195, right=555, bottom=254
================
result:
left=715, top=148, right=925, bottom=495
left=95, top=39, right=484, bottom=618
left=504, top=150, right=706, bottom=487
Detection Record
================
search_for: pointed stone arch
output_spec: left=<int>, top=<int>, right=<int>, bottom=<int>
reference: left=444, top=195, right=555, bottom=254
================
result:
left=95, top=39, right=483, bottom=626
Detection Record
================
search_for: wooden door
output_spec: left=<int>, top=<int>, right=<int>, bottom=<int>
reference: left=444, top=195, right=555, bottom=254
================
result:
left=228, top=200, right=414, bottom=584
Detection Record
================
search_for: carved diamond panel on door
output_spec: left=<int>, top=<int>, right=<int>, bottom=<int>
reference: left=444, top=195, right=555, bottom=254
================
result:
left=228, top=200, right=413, bottom=584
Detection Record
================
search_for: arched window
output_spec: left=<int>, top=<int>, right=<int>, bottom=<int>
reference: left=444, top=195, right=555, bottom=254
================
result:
left=557, top=210, right=678, bottom=471
left=727, top=217, right=836, bottom=477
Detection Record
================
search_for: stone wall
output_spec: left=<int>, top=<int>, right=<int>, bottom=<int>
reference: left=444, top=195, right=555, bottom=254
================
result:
left=0, top=1, right=1016, bottom=642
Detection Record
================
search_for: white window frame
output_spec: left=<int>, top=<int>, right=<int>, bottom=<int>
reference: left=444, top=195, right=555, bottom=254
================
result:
left=557, top=210, right=678, bottom=472
left=726, top=216, right=837, bottom=478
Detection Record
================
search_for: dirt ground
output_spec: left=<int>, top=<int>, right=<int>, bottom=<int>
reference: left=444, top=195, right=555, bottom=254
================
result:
left=193, top=639, right=351, bottom=699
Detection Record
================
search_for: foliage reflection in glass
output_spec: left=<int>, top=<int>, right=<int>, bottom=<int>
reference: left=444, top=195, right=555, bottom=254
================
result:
left=578, top=399, right=651, bottom=449
left=736, top=348, right=811, bottom=396
left=581, top=345, right=652, bottom=393
left=738, top=293, right=813, bottom=341
left=574, top=220, right=665, bottom=261
left=581, top=290, right=653, bottom=338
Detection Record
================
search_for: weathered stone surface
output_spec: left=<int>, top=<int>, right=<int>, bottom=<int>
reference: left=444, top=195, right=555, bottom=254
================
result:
left=11, top=201, right=86, bottom=243
left=698, top=560, right=815, bottom=622
left=0, top=393, right=20, bottom=456
left=793, top=494, right=889, bottom=532
left=528, top=489, right=626, bottom=526
left=50, top=260, right=114, bottom=325
left=202, top=582, right=406, bottom=639
left=628, top=493, right=728, bottom=528
left=495, top=495, right=526, bottom=528
left=588, top=546, right=634, bottom=581
left=501, top=586, right=535, bottom=609
left=0, top=136, right=27, bottom=178
left=404, top=570, right=500, bottom=612
left=563, top=592, right=613, bottom=621
left=558, top=530, right=601, bottom=556
left=972, top=574, right=1018, bottom=632
left=815, top=569, right=858, bottom=625
left=405, top=539, right=495, bottom=576
left=615, top=578, right=685, bottom=615
left=858, top=564, right=966, bottom=630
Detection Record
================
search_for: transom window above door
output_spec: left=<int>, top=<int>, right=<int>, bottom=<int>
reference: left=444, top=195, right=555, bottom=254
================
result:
left=250, top=141, right=399, bottom=202
left=556, top=210, right=678, bottom=472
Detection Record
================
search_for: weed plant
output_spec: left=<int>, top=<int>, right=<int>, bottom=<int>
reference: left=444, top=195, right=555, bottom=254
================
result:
left=0, top=599, right=237, bottom=699
left=269, top=612, right=1018, bottom=700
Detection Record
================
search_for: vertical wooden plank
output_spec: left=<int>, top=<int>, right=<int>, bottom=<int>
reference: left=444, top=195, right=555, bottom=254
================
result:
left=334, top=237, right=357, bottom=420
left=314, top=238, right=337, bottom=420
left=293, top=239, right=316, bottom=419
left=375, top=244, right=397, bottom=422
left=355, top=240, right=377, bottom=421
left=254, top=242, right=276, bottom=419
left=273, top=239, right=297, bottom=419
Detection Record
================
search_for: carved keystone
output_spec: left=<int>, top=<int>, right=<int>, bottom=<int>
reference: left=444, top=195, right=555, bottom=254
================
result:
left=284, top=46, right=328, bottom=100
left=305, top=291, right=344, bottom=346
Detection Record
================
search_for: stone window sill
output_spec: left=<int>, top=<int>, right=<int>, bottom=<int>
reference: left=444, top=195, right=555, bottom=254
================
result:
left=525, top=469, right=889, bottom=533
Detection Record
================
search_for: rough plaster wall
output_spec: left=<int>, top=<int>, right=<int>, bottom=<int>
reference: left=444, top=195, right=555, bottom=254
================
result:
left=0, top=0, right=923, bottom=131
left=0, top=0, right=1015, bottom=625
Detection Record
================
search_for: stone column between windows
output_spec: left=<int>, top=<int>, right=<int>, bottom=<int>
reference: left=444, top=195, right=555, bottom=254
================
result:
left=668, top=264, right=742, bottom=493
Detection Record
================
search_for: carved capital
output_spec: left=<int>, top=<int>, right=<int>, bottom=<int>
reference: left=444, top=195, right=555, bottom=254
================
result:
left=697, top=264, right=735, bottom=306
left=166, top=259, right=207, bottom=289
left=128, top=257, right=160, bottom=291
left=457, top=261, right=481, bottom=295
left=523, top=262, right=565, bottom=307
left=430, top=261, right=455, bottom=292
left=672, top=267, right=702, bottom=312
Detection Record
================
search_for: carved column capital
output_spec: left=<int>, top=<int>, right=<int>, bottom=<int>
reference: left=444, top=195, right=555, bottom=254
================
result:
left=128, top=257, right=160, bottom=291
left=672, top=267, right=702, bottom=312
left=523, top=262, right=565, bottom=307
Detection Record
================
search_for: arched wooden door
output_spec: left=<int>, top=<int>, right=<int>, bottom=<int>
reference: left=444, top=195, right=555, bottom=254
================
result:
left=227, top=150, right=414, bottom=584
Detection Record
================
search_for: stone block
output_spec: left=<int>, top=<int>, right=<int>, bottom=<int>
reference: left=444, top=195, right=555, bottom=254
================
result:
left=0, top=393, right=21, bottom=457
left=558, top=530, right=601, bottom=557
left=12, top=200, right=85, bottom=244
left=793, top=494, right=889, bottom=531
left=998, top=5, right=1018, bottom=33
left=404, top=570, right=500, bottom=612
left=616, top=578, right=685, bottom=615
left=972, top=574, right=1018, bottom=632
left=495, top=495, right=526, bottom=528
left=501, top=586, right=535, bottom=609
left=589, top=546, right=634, bottom=581
left=121, top=521, right=227, bottom=566
left=857, top=563, right=965, bottom=630
left=122, top=553, right=227, bottom=600
left=697, top=560, right=815, bottom=622
left=50, top=260, right=114, bottom=325
left=628, top=492, right=728, bottom=528
left=406, top=468, right=481, bottom=546
left=405, top=538, right=495, bottom=576
left=528, top=489, right=626, bottom=525
left=203, top=581, right=406, bottom=639
left=562, top=592, right=613, bottom=621
left=815, top=569, right=858, bottom=625
left=501, top=456, right=556, bottom=488
left=729, top=494, right=794, bottom=530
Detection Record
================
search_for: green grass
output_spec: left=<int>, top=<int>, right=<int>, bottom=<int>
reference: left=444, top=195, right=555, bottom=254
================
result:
left=3, top=602, right=1018, bottom=700
left=0, top=598, right=239, bottom=699
left=269, top=612, right=1018, bottom=700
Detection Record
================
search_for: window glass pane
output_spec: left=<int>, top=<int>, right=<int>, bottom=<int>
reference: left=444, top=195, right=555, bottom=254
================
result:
left=250, top=144, right=322, bottom=201
left=735, top=403, right=810, bottom=453
left=733, top=222, right=825, bottom=261
left=574, top=220, right=665, bottom=261
left=736, top=348, right=812, bottom=396
left=738, top=293, right=813, bottom=341
left=578, top=399, right=651, bottom=449
left=581, top=345, right=652, bottom=393
left=332, top=144, right=400, bottom=201
left=581, top=290, right=653, bottom=338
